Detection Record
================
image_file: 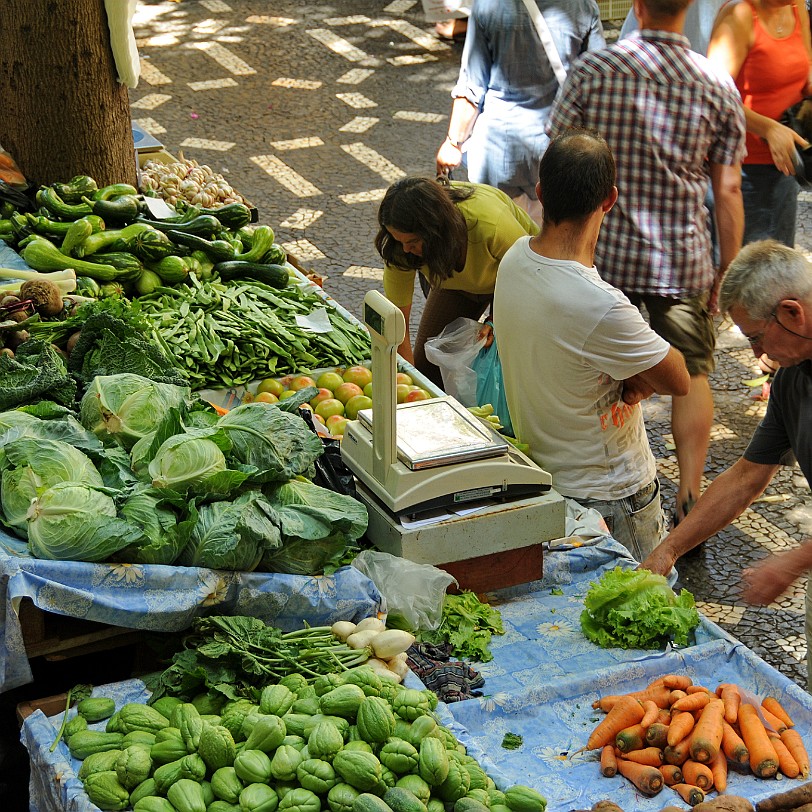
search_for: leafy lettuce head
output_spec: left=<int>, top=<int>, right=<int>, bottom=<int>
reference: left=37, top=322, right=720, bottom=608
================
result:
left=580, top=566, right=699, bottom=649
left=0, top=438, right=104, bottom=537
left=79, top=373, right=190, bottom=450
left=148, top=433, right=228, bottom=491
left=26, top=482, right=140, bottom=562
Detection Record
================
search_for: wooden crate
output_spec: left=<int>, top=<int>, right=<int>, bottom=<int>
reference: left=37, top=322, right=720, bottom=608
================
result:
left=16, top=690, right=69, bottom=726
left=440, top=543, right=543, bottom=595
left=19, top=598, right=143, bottom=661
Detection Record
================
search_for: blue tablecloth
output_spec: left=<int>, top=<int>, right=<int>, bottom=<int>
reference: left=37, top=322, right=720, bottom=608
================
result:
left=21, top=536, right=812, bottom=812
left=0, top=530, right=382, bottom=693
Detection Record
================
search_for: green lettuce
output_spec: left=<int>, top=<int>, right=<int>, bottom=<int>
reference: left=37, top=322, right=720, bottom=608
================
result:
left=580, top=566, right=700, bottom=649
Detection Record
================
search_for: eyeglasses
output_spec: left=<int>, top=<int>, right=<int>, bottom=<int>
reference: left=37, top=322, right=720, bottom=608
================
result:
left=743, top=303, right=812, bottom=346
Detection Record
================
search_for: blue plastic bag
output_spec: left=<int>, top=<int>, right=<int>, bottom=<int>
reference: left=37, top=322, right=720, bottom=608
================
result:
left=471, top=329, right=513, bottom=436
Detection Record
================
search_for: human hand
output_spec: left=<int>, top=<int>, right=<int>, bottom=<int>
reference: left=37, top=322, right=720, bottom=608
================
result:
left=477, top=321, right=494, bottom=349
left=621, top=374, right=654, bottom=406
left=639, top=543, right=679, bottom=577
left=766, top=121, right=808, bottom=176
left=742, top=554, right=802, bottom=605
left=436, top=138, right=463, bottom=176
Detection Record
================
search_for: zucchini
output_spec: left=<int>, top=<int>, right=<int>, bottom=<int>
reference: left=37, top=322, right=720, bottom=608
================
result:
left=35, top=187, right=92, bottom=220
left=86, top=252, right=144, bottom=280
left=92, top=183, right=139, bottom=201
left=138, top=214, right=223, bottom=238
left=51, top=175, right=99, bottom=203
left=213, top=261, right=289, bottom=289
left=83, top=195, right=141, bottom=225
left=198, top=202, right=253, bottom=230
left=21, top=237, right=120, bottom=281
left=168, top=230, right=234, bottom=263
left=149, top=254, right=189, bottom=284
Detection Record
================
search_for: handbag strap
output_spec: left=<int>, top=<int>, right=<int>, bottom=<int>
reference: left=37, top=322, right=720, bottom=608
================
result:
left=518, top=0, right=567, bottom=88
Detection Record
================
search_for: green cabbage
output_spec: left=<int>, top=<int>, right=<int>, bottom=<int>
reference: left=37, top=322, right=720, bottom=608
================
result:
left=79, top=373, right=190, bottom=450
left=177, top=490, right=281, bottom=571
left=115, top=487, right=189, bottom=565
left=148, top=432, right=228, bottom=490
left=580, top=566, right=700, bottom=649
left=217, top=403, right=323, bottom=483
left=27, top=482, right=141, bottom=562
left=0, top=438, right=104, bottom=536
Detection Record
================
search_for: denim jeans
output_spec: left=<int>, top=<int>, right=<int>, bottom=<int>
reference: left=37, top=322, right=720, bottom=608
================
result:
left=741, top=164, right=799, bottom=248
left=577, top=478, right=667, bottom=564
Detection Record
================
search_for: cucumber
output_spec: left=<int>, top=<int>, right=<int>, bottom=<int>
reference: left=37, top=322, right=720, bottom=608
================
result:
left=213, top=260, right=289, bottom=289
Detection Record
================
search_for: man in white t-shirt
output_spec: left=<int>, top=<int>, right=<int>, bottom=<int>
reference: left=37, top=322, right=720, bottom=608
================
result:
left=494, top=129, right=690, bottom=561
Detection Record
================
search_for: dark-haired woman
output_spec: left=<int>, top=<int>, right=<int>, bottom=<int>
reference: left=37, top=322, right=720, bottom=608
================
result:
left=375, top=176, right=538, bottom=386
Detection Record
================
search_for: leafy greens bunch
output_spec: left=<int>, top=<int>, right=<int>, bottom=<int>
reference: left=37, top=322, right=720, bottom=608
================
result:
left=0, top=373, right=368, bottom=573
left=579, top=566, right=700, bottom=649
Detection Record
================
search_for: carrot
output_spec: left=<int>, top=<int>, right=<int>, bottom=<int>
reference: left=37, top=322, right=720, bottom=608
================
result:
left=616, top=722, right=647, bottom=753
left=664, top=737, right=692, bottom=766
left=682, top=759, right=714, bottom=790
left=722, top=720, right=750, bottom=765
left=760, top=705, right=788, bottom=733
left=641, top=699, right=660, bottom=728
left=763, top=697, right=795, bottom=729
left=592, top=683, right=672, bottom=712
left=768, top=730, right=800, bottom=779
left=710, top=749, right=728, bottom=793
left=662, top=675, right=693, bottom=691
left=587, top=694, right=645, bottom=750
left=669, top=689, right=688, bottom=705
left=672, top=692, right=712, bottom=713
left=739, top=703, right=780, bottom=778
left=657, top=708, right=673, bottom=725
left=660, top=764, right=684, bottom=786
left=600, top=744, right=618, bottom=777
left=687, top=685, right=712, bottom=695
left=616, top=759, right=664, bottom=796
left=689, top=698, right=725, bottom=764
left=668, top=712, right=696, bottom=747
left=672, top=783, right=705, bottom=806
left=619, top=746, right=665, bottom=766
left=717, top=683, right=742, bottom=725
left=647, top=722, right=670, bottom=749
left=779, top=728, right=811, bottom=778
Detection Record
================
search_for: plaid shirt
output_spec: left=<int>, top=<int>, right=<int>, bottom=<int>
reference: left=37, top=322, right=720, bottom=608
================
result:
left=549, top=31, right=746, bottom=296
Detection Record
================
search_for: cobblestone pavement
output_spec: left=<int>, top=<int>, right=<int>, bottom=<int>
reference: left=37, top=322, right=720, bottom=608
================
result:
left=131, top=0, right=812, bottom=688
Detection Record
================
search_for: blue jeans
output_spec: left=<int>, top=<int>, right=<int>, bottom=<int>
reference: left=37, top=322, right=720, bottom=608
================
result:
left=741, top=164, right=799, bottom=247
left=577, top=479, right=667, bottom=564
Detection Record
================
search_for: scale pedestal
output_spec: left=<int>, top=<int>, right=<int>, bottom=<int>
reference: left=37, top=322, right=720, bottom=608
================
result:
left=342, top=291, right=566, bottom=592
left=356, top=482, right=565, bottom=593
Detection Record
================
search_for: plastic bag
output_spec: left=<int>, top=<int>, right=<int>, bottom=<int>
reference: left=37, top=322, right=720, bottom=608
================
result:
left=423, top=317, right=486, bottom=407
left=352, top=550, right=457, bottom=632
left=471, top=331, right=513, bottom=435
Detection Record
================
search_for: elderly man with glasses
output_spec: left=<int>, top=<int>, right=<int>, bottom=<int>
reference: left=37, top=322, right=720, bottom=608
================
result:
left=642, top=238, right=812, bottom=688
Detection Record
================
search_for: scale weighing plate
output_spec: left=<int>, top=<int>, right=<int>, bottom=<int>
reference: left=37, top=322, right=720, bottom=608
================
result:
left=341, top=291, right=551, bottom=518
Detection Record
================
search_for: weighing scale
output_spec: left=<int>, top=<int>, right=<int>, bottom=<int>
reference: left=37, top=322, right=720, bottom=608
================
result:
left=341, top=291, right=566, bottom=589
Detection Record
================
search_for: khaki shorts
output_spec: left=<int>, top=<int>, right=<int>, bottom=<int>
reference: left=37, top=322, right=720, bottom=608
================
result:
left=626, top=292, right=716, bottom=377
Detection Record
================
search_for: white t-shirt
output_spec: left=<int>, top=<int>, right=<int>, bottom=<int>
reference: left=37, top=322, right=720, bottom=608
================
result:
left=493, top=237, right=669, bottom=501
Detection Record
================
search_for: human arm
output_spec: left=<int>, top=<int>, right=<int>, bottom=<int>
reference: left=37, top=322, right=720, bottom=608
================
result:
left=436, top=97, right=479, bottom=176
left=621, top=346, right=690, bottom=405
left=640, top=456, right=779, bottom=575
left=708, top=161, right=744, bottom=311
left=743, top=539, right=812, bottom=604
left=397, top=304, right=414, bottom=363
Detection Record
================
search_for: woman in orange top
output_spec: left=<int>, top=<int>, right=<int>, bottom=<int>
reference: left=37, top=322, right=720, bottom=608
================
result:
left=709, top=0, right=812, bottom=247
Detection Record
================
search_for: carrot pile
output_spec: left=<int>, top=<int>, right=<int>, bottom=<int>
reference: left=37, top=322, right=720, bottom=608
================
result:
left=586, top=675, right=810, bottom=805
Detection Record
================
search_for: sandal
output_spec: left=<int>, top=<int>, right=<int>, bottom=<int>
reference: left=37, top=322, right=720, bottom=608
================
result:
left=435, top=19, right=467, bottom=42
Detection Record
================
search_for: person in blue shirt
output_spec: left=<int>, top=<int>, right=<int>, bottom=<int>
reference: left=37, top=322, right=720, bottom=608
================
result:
left=435, top=0, right=604, bottom=223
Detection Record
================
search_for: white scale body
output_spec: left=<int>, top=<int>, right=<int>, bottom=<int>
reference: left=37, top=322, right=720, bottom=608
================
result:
left=340, top=291, right=565, bottom=566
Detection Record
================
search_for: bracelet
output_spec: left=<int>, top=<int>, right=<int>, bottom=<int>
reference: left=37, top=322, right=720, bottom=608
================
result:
left=445, top=135, right=462, bottom=149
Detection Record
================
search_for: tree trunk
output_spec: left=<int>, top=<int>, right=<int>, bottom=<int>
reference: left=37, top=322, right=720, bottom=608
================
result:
left=0, top=0, right=136, bottom=188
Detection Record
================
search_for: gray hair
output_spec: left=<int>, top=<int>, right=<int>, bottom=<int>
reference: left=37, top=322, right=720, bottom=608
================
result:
left=719, top=240, right=812, bottom=320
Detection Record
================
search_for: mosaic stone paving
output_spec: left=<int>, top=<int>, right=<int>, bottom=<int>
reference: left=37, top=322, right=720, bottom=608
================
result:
left=129, top=0, right=812, bottom=689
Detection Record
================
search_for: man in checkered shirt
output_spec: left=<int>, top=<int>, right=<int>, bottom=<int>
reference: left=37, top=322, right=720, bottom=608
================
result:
left=549, top=0, right=745, bottom=527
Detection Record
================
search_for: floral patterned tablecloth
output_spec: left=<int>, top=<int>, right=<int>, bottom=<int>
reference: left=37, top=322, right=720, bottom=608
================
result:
left=0, top=530, right=382, bottom=693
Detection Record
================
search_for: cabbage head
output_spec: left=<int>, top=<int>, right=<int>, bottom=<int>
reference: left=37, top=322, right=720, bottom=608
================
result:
left=27, top=482, right=141, bottom=562
left=148, top=433, right=227, bottom=490
left=79, top=373, right=191, bottom=450
left=115, top=487, right=189, bottom=565
left=217, top=403, right=323, bottom=483
left=0, top=438, right=104, bottom=537
left=178, top=490, right=281, bottom=571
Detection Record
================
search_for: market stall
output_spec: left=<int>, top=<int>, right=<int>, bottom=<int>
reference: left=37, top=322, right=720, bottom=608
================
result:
left=19, top=537, right=812, bottom=812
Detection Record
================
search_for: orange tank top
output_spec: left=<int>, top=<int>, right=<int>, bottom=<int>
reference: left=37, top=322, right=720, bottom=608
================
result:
left=735, top=0, right=808, bottom=164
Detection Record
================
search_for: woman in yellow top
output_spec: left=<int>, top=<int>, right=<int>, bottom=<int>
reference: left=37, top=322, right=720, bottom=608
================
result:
left=375, top=176, right=539, bottom=386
